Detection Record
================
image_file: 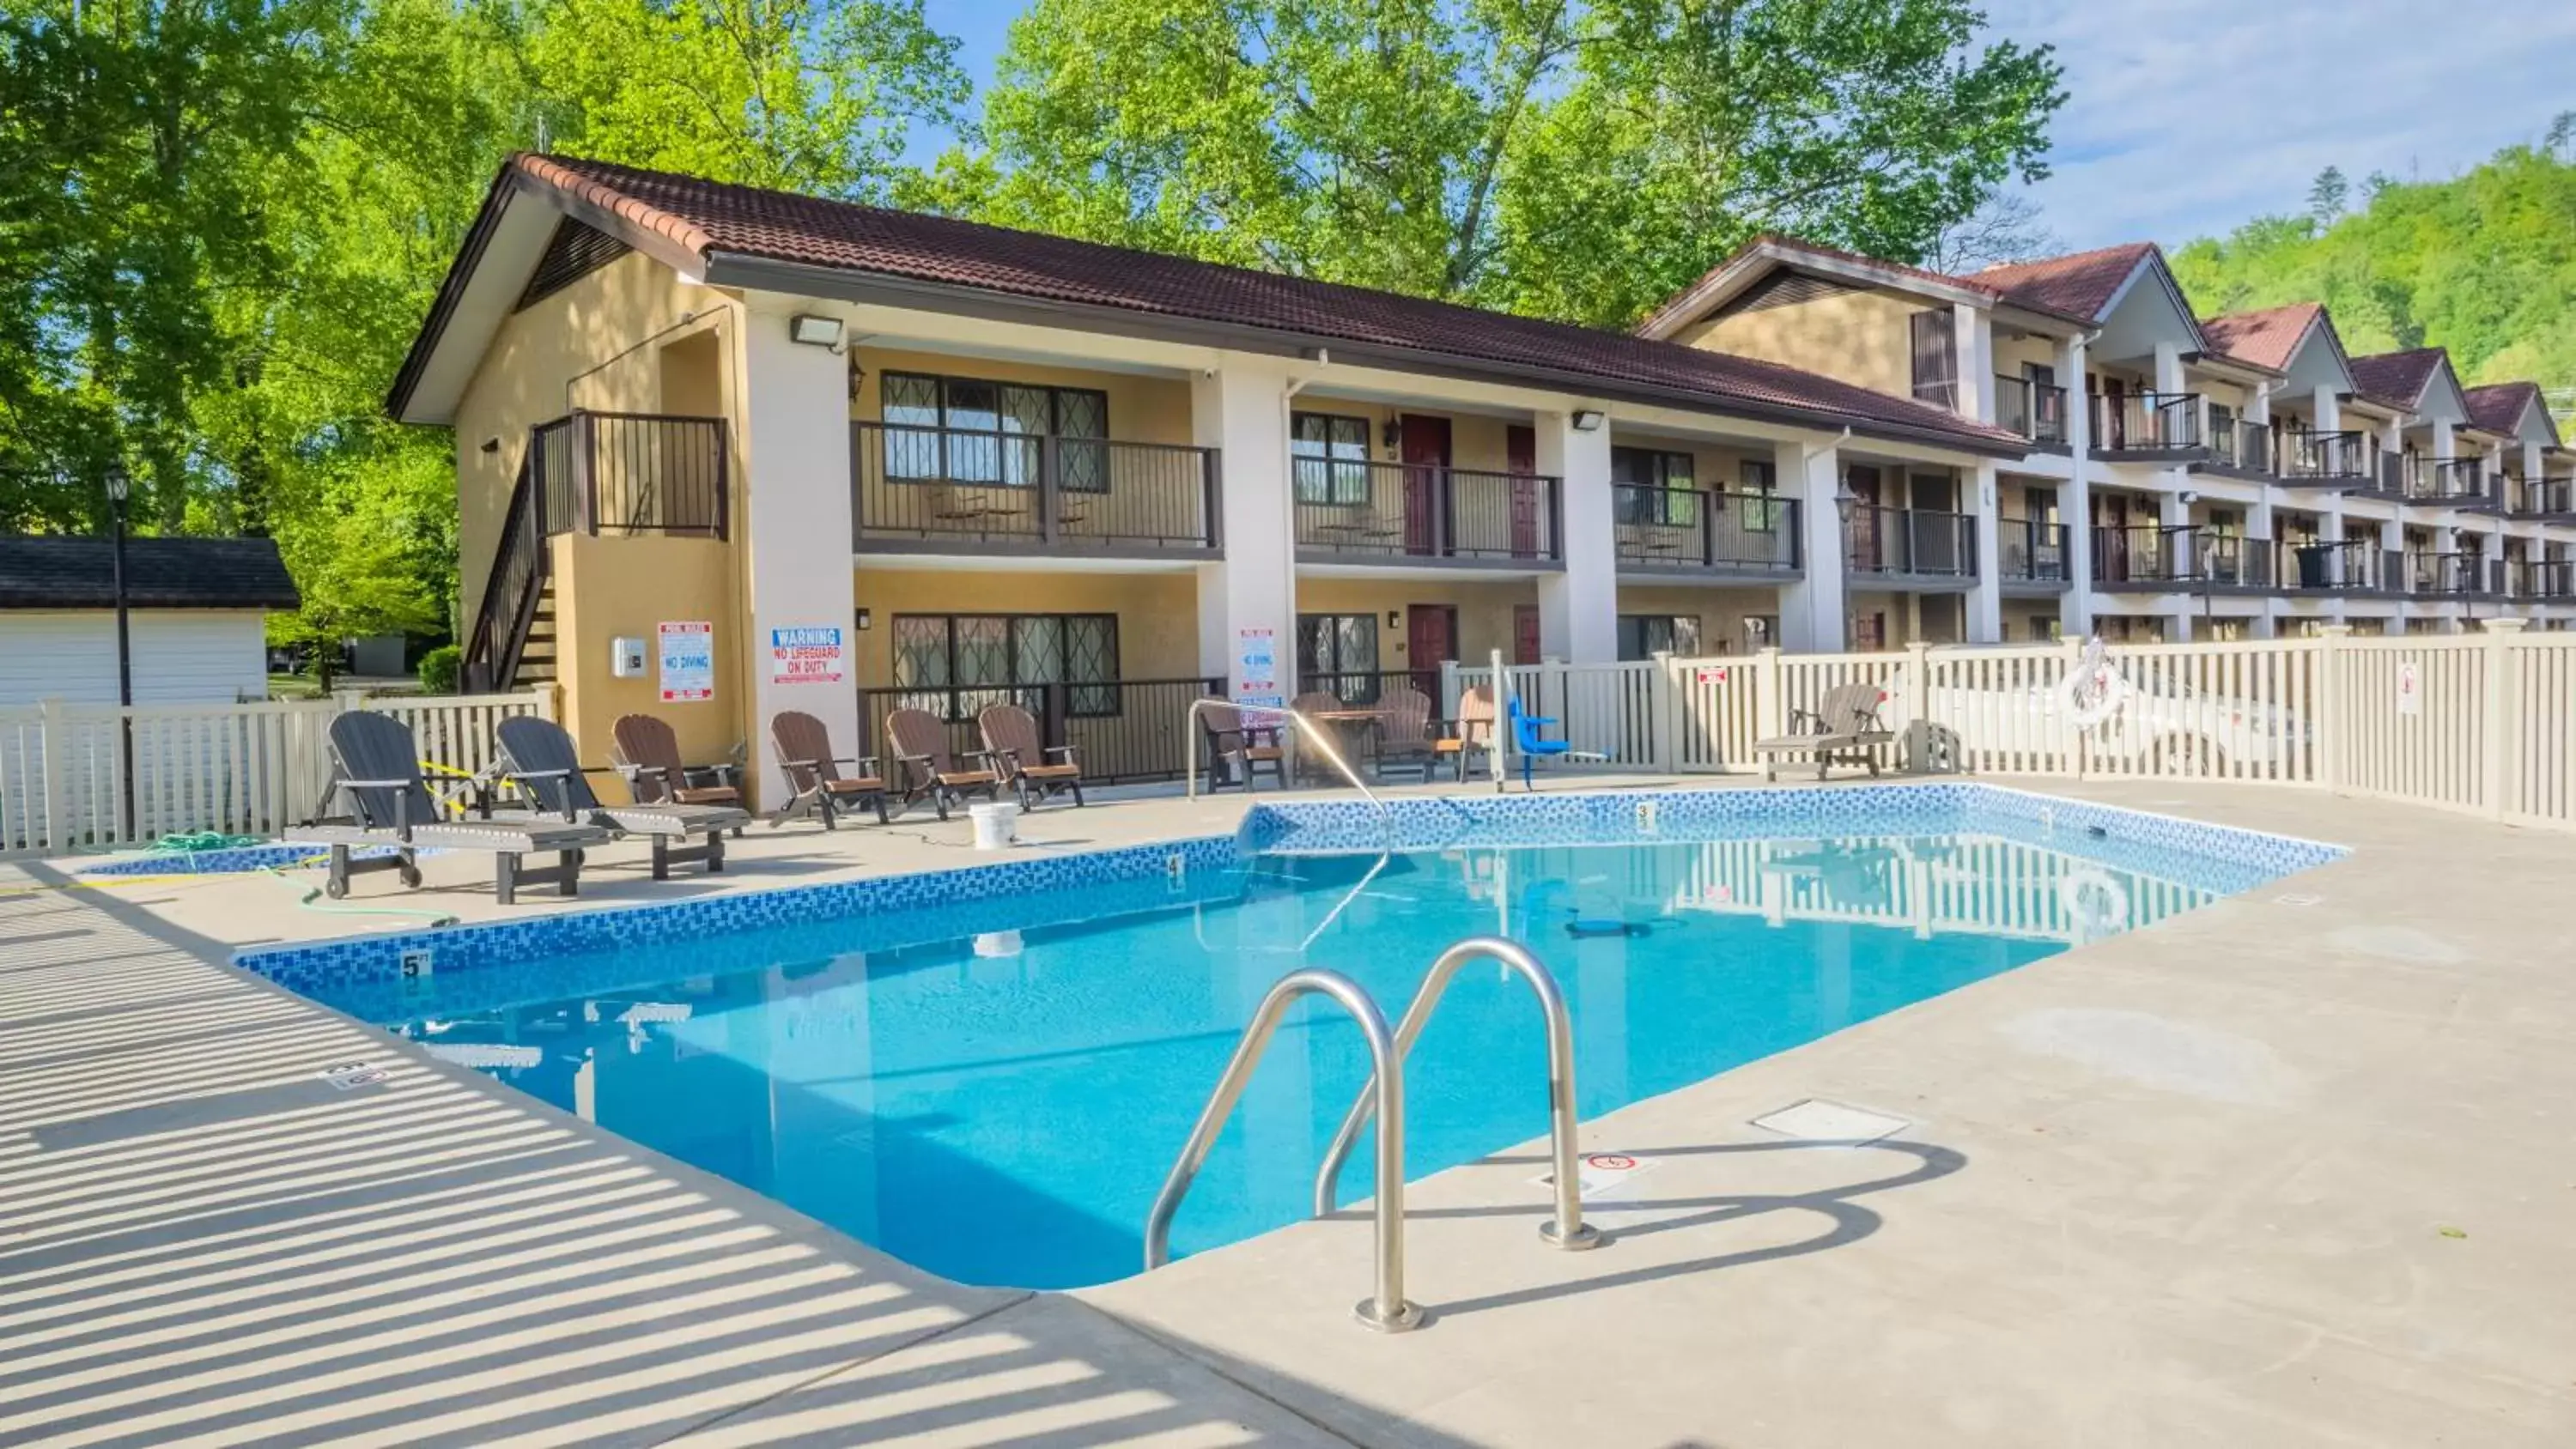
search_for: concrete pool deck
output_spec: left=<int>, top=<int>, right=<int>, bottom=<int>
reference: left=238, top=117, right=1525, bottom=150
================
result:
left=4, top=778, right=2573, bottom=1446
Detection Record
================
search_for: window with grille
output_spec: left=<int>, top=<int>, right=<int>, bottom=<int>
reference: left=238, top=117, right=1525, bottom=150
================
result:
left=1291, top=412, right=1372, bottom=504
left=1612, top=447, right=1697, bottom=525
left=1615, top=615, right=1701, bottom=661
left=890, top=613, right=1121, bottom=718
left=1296, top=613, right=1380, bottom=697
left=1735, top=458, right=1783, bottom=531
left=1909, top=310, right=1958, bottom=409
left=880, top=373, right=1110, bottom=492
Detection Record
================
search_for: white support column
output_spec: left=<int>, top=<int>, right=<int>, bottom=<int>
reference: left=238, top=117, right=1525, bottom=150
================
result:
left=1192, top=355, right=1300, bottom=703
left=1967, top=461, right=2003, bottom=642
left=1778, top=437, right=1847, bottom=652
left=2060, top=335, right=2095, bottom=637
left=2311, top=383, right=2340, bottom=433
left=1954, top=303, right=1994, bottom=425
left=1534, top=409, right=1618, bottom=663
left=2153, top=341, right=2199, bottom=445
left=2160, top=487, right=2196, bottom=641
left=740, top=300, right=860, bottom=810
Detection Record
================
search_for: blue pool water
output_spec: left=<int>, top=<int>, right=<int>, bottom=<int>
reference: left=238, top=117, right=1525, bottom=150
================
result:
left=301, top=813, right=2288, bottom=1290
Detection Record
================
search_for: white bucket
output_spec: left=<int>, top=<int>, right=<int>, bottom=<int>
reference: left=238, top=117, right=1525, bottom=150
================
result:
left=969, top=801, right=1020, bottom=850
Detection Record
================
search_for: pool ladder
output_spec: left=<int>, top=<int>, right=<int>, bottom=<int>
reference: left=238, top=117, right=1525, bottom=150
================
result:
left=1141, top=936, right=1600, bottom=1333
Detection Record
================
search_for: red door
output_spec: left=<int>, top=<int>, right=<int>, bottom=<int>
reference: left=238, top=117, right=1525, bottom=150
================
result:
left=1400, top=414, right=1451, bottom=555
left=1512, top=604, right=1542, bottom=665
left=1506, top=424, right=1540, bottom=558
left=1406, top=604, right=1456, bottom=697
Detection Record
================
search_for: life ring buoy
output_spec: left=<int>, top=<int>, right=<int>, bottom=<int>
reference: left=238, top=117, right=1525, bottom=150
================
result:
left=2058, top=866, right=2131, bottom=937
left=2057, top=637, right=2130, bottom=730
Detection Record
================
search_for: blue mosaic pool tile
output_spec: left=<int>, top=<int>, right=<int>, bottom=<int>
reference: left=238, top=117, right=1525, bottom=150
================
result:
left=79, top=843, right=420, bottom=876
left=238, top=834, right=1239, bottom=997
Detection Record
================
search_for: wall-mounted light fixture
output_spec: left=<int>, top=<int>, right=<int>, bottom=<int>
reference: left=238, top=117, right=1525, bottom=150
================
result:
left=854, top=608, right=872, bottom=631
left=479, top=437, right=501, bottom=454
left=1382, top=418, right=1402, bottom=450
left=1571, top=409, right=1606, bottom=432
left=1386, top=610, right=1401, bottom=629
left=789, top=313, right=845, bottom=349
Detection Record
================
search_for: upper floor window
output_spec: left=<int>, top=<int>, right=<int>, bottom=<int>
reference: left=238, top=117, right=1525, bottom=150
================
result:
left=1734, top=458, right=1784, bottom=532
left=880, top=373, right=1110, bottom=491
left=1909, top=310, right=1958, bottom=410
left=1291, top=412, right=1372, bottom=505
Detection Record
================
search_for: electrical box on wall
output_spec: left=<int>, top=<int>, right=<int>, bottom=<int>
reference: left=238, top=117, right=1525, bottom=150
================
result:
left=610, top=637, right=647, bottom=678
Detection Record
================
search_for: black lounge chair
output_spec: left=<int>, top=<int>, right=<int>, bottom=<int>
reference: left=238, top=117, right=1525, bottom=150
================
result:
left=495, top=716, right=749, bottom=879
left=286, top=712, right=610, bottom=905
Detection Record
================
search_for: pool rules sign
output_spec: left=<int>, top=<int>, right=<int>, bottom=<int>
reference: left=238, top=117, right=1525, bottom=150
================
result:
left=769, top=626, right=846, bottom=686
left=658, top=621, right=714, bottom=703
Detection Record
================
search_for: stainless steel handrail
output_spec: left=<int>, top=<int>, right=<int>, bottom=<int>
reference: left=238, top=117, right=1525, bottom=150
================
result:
left=1313, top=937, right=1600, bottom=1252
left=1142, top=967, right=1422, bottom=1332
left=1183, top=697, right=1386, bottom=814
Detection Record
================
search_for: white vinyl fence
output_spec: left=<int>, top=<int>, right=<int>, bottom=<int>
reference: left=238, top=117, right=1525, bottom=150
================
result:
left=1461, top=623, right=2576, bottom=833
left=0, top=689, right=554, bottom=857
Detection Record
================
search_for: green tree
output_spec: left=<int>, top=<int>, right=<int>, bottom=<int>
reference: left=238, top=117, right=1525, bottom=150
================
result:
left=935, top=0, right=2064, bottom=328
left=2307, top=165, right=2348, bottom=226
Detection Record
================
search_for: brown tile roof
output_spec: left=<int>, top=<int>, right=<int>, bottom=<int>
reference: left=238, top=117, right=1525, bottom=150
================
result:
left=1970, top=243, right=2159, bottom=322
left=2347, top=349, right=2447, bottom=409
left=1636, top=233, right=2094, bottom=337
left=2197, top=303, right=2321, bottom=373
left=482, top=155, right=2024, bottom=452
left=2463, top=380, right=2541, bottom=435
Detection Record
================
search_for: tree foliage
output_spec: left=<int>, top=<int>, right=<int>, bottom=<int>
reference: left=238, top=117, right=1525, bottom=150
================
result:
left=2172, top=140, right=2576, bottom=421
left=933, top=0, right=2065, bottom=328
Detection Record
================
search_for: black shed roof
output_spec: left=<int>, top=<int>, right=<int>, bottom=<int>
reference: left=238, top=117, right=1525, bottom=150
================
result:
left=0, top=536, right=301, bottom=611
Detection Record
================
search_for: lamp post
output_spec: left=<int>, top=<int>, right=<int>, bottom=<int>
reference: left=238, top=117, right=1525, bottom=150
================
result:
left=1832, top=478, right=1861, bottom=652
left=104, top=465, right=136, bottom=840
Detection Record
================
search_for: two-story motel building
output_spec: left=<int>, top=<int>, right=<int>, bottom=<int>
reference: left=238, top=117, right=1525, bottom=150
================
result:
left=393, top=156, right=2576, bottom=799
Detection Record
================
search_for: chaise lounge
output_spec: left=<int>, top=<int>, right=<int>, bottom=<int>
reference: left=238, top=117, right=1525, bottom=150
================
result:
left=1752, top=682, right=1894, bottom=782
left=495, top=716, right=749, bottom=878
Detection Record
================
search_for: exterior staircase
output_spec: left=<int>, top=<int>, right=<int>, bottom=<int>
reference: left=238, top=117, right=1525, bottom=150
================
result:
left=514, top=584, right=559, bottom=687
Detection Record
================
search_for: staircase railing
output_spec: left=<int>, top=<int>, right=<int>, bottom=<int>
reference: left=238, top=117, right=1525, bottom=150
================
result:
left=463, top=452, right=548, bottom=694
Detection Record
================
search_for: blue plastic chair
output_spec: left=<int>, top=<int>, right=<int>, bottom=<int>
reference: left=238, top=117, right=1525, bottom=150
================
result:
left=1506, top=697, right=1570, bottom=789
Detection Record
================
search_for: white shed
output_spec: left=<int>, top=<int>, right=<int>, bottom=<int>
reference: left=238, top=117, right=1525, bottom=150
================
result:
left=0, top=537, right=301, bottom=706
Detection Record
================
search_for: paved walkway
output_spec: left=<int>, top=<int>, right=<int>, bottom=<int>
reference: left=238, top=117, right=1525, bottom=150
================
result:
left=4, top=779, right=2573, bottom=1446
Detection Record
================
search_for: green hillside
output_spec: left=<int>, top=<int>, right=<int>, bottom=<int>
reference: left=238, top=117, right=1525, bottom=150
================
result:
left=2169, top=131, right=2576, bottom=421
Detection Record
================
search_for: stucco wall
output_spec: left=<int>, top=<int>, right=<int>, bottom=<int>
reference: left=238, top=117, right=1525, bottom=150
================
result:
left=547, top=533, right=742, bottom=802
left=1676, top=288, right=1929, bottom=400
left=452, top=252, right=738, bottom=630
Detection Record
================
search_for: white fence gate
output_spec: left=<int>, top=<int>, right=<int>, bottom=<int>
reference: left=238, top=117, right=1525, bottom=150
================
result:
left=0, top=689, right=555, bottom=857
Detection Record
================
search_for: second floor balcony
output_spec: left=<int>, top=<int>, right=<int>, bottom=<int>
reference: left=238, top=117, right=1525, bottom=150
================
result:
left=2402, top=551, right=2499, bottom=597
left=852, top=421, right=1220, bottom=555
left=1997, top=518, right=2071, bottom=589
left=2203, top=417, right=2273, bottom=475
left=2279, top=539, right=2391, bottom=593
left=2506, top=478, right=2575, bottom=518
left=2089, top=391, right=2201, bottom=455
left=1613, top=486, right=1801, bottom=577
left=2091, top=525, right=2278, bottom=591
left=2510, top=559, right=2575, bottom=599
left=1993, top=375, right=2069, bottom=446
left=1292, top=458, right=1561, bottom=565
left=1845, top=506, right=1976, bottom=583
left=2401, top=458, right=2491, bottom=508
left=2275, top=429, right=2370, bottom=485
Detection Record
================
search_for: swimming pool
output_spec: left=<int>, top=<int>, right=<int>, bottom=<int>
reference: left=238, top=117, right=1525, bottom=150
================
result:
left=246, top=785, right=2338, bottom=1290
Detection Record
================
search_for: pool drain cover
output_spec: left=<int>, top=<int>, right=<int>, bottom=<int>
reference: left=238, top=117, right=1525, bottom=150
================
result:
left=1751, top=1099, right=1911, bottom=1143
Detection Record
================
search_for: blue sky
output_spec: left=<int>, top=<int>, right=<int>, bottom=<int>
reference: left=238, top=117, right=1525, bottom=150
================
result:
left=917, top=1, right=2576, bottom=252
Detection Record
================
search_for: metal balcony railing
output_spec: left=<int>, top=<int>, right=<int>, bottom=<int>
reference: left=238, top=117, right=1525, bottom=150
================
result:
left=1993, top=375, right=2069, bottom=446
left=2206, top=417, right=2273, bottom=473
left=2276, top=429, right=2368, bottom=482
left=2090, top=391, right=2200, bottom=452
left=1844, top=506, right=1976, bottom=578
left=1996, top=517, right=2070, bottom=584
left=853, top=421, right=1219, bottom=551
left=1293, top=458, right=1561, bottom=562
left=1612, top=487, right=1801, bottom=574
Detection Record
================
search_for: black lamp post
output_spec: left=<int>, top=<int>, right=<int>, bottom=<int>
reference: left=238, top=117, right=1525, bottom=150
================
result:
left=105, top=465, right=136, bottom=839
left=1832, top=479, right=1861, bottom=651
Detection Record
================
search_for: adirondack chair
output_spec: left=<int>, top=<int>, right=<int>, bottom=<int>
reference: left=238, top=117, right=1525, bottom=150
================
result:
left=1434, top=685, right=1497, bottom=782
left=1197, top=700, right=1286, bottom=791
left=978, top=702, right=1084, bottom=809
left=495, top=716, right=748, bottom=878
left=884, top=707, right=1004, bottom=820
left=768, top=710, right=890, bottom=828
left=285, top=711, right=608, bottom=904
left=611, top=713, right=744, bottom=814
left=1373, top=687, right=1437, bottom=782
left=1752, top=681, right=1893, bottom=781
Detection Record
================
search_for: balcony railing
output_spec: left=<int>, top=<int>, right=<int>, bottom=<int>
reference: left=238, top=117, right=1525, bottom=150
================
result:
left=2403, top=551, right=2483, bottom=596
left=2280, top=538, right=2386, bottom=592
left=2515, top=559, right=2575, bottom=599
left=1845, top=506, right=1976, bottom=579
left=532, top=410, right=730, bottom=537
left=2403, top=458, right=2488, bottom=507
left=1612, top=487, right=1801, bottom=574
left=2089, top=391, right=2200, bottom=452
left=1993, top=375, right=2069, bottom=446
left=1997, top=518, right=2070, bottom=585
left=2508, top=478, right=2574, bottom=516
left=2092, top=524, right=2188, bottom=587
left=852, top=421, right=1218, bottom=552
left=1292, top=458, right=1560, bottom=562
left=2276, top=429, right=2368, bottom=482
left=2205, top=417, right=2273, bottom=474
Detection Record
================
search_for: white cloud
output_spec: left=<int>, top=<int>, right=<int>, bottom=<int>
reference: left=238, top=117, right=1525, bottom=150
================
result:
left=1983, top=0, right=2576, bottom=247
